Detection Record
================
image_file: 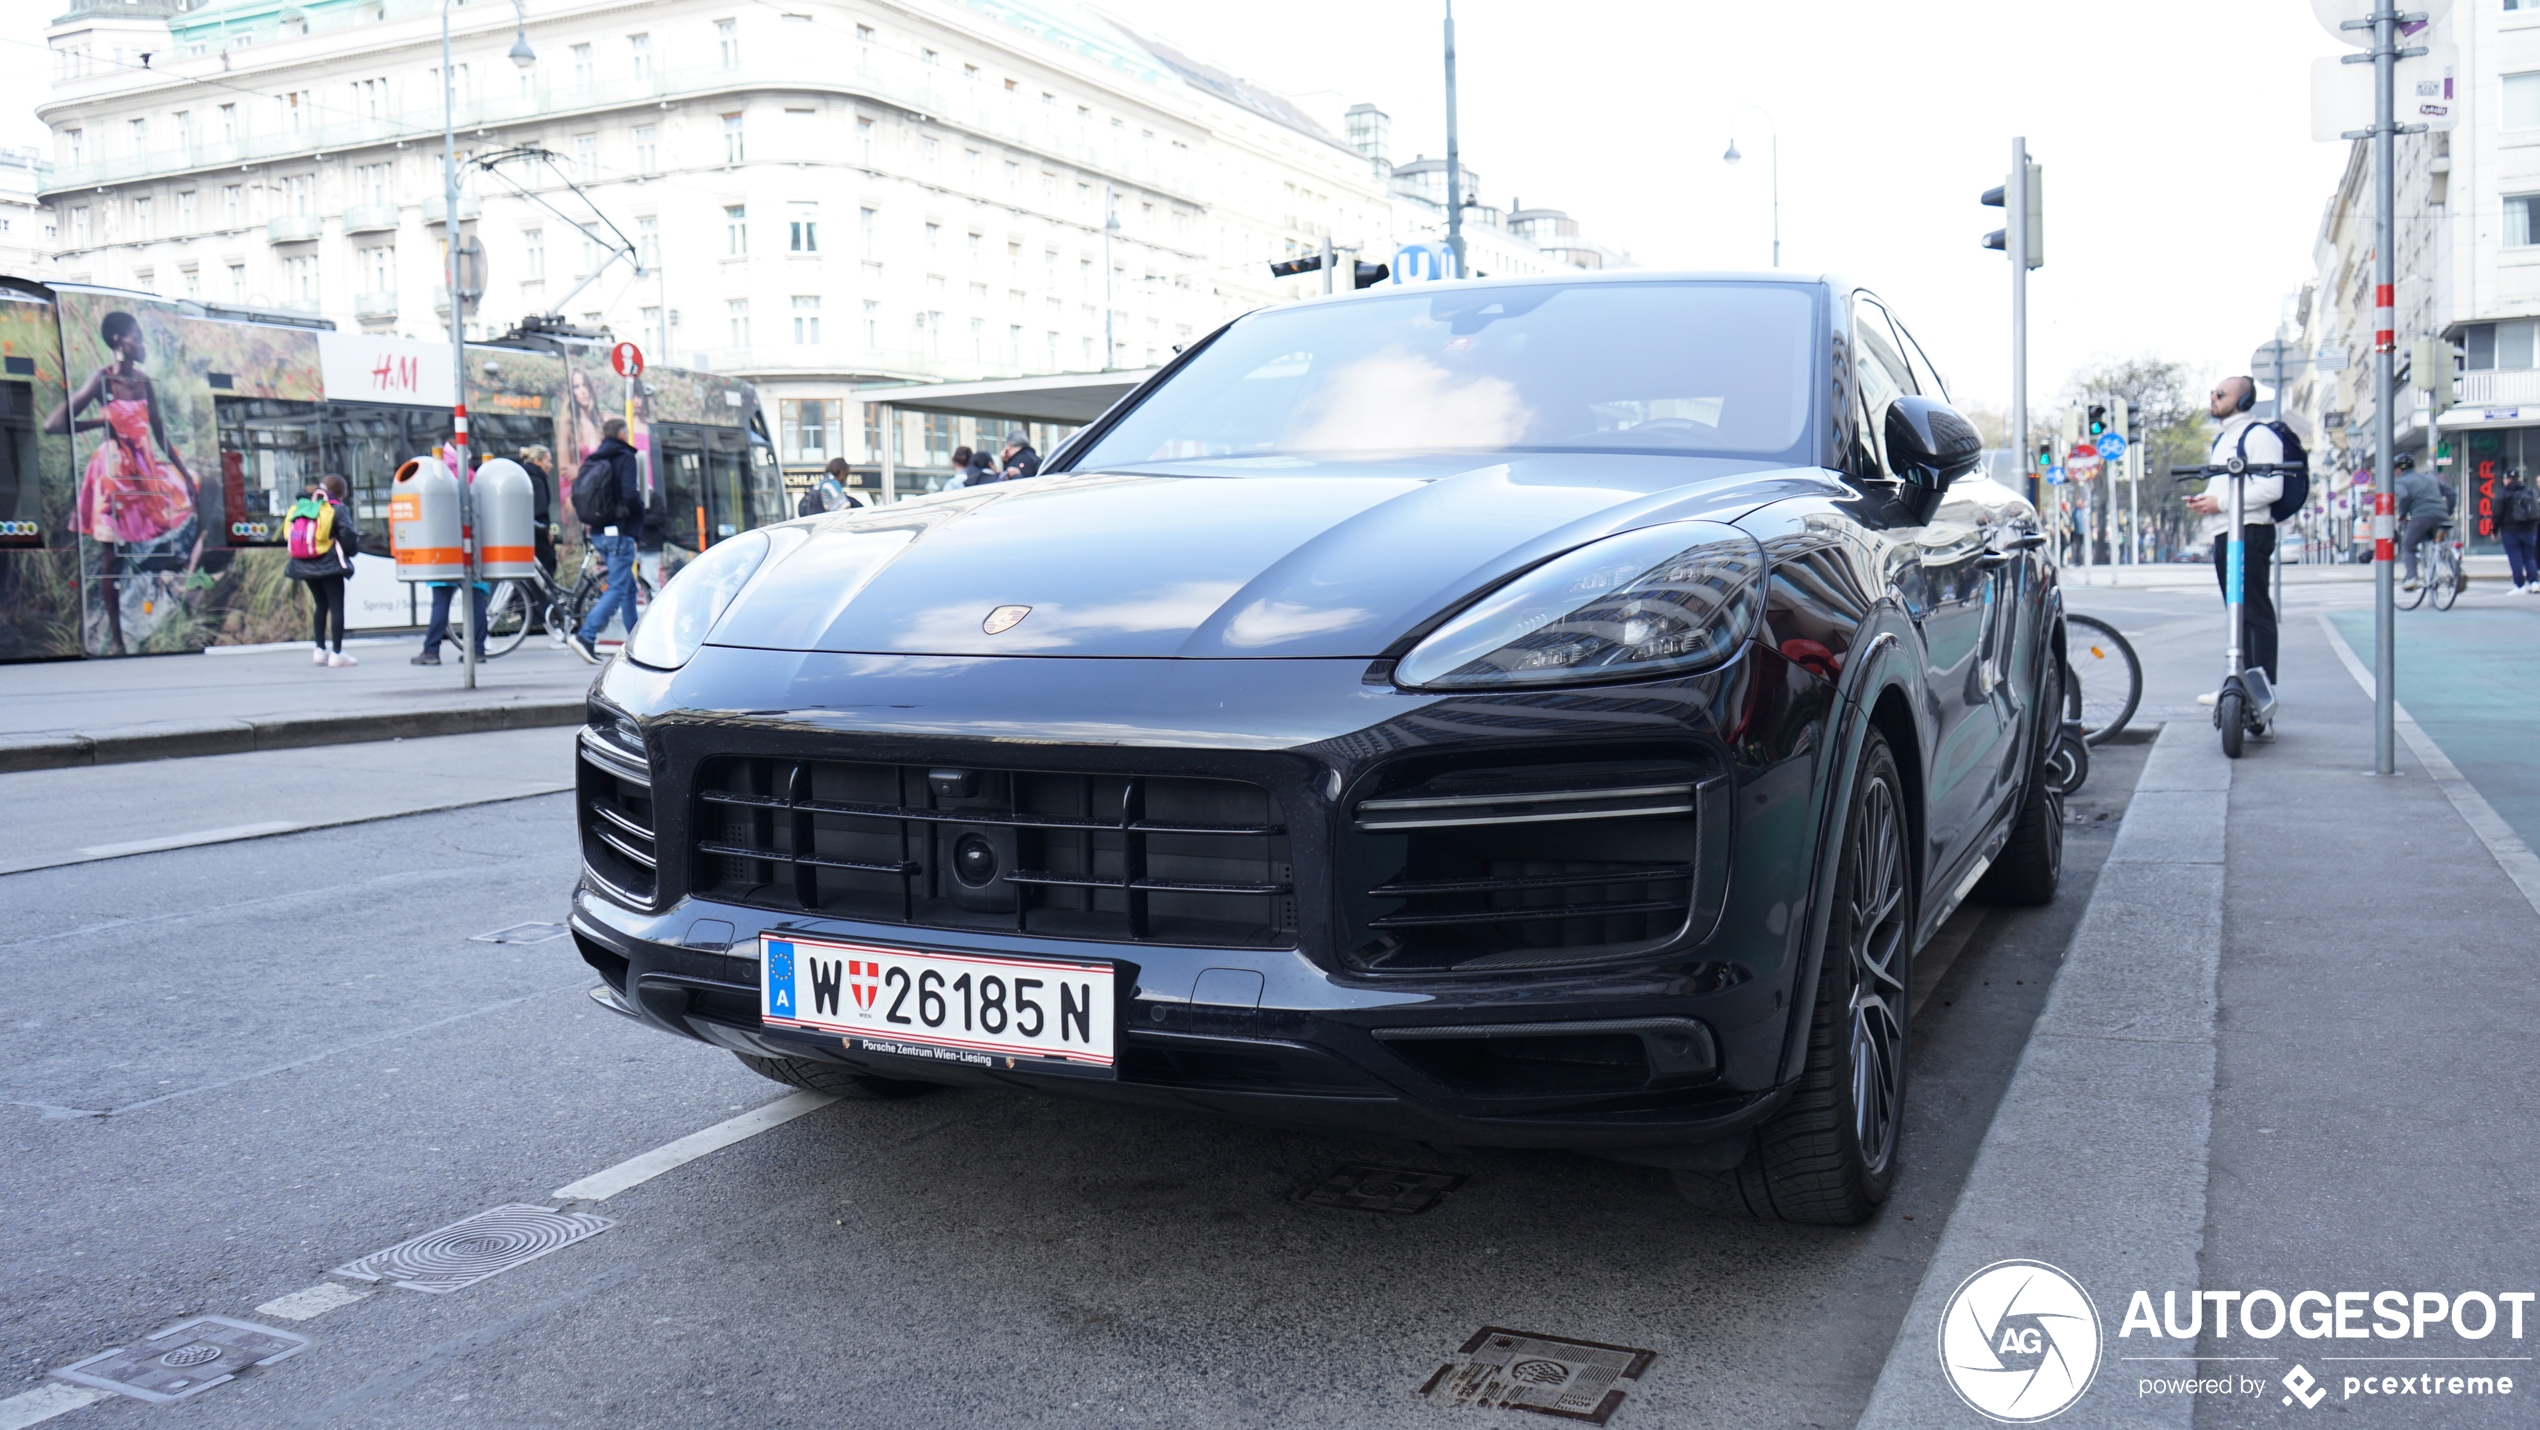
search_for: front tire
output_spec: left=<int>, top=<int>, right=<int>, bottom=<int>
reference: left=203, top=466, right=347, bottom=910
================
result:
left=734, top=1051, right=937, bottom=1100
left=1677, top=731, right=1910, bottom=1225
left=2217, top=689, right=2246, bottom=759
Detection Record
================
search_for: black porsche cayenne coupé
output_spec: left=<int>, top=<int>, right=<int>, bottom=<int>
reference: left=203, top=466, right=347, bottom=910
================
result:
left=570, top=273, right=2066, bottom=1225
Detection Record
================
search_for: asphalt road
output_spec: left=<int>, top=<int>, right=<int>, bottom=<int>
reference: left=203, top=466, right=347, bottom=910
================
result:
left=1, top=735, right=2148, bottom=1430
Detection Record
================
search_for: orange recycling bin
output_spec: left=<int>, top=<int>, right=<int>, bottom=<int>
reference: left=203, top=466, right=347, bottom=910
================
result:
left=390, top=455, right=463, bottom=583
left=472, top=458, right=539, bottom=580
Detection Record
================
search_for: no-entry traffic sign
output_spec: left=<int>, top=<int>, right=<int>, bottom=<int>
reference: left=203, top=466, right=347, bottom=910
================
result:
left=610, top=341, right=644, bottom=378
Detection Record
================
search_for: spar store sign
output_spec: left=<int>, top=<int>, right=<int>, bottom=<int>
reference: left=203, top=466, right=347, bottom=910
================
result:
left=317, top=332, right=454, bottom=407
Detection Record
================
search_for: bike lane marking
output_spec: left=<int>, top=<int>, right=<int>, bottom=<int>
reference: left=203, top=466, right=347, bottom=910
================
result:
left=2318, top=612, right=2540, bottom=920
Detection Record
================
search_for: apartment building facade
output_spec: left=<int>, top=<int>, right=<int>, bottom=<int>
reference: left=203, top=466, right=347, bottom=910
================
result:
left=37, top=0, right=1619, bottom=486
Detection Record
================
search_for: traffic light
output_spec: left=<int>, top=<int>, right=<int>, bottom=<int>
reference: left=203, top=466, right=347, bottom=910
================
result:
left=1267, top=255, right=1323, bottom=279
left=2035, top=442, right=2053, bottom=471
left=2087, top=405, right=2107, bottom=439
left=2410, top=335, right=2455, bottom=411
left=1980, top=160, right=2045, bottom=269
left=1353, top=261, right=1389, bottom=289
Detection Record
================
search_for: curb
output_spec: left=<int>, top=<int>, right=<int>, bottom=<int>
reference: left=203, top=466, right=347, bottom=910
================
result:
left=0, top=700, right=589, bottom=775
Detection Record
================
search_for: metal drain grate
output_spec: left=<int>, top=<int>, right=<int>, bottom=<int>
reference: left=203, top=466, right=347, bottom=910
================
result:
left=334, top=1203, right=616, bottom=1294
left=1418, top=1327, right=1655, bottom=1425
left=51, top=1316, right=310, bottom=1405
left=470, top=922, right=570, bottom=944
left=1291, top=1164, right=1467, bottom=1215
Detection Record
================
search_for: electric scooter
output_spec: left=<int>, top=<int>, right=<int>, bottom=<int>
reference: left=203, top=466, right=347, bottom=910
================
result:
left=2181, top=456, right=2301, bottom=758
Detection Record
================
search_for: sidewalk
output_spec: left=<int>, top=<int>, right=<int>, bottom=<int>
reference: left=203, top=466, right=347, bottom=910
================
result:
left=0, top=640, right=601, bottom=773
left=1863, top=585, right=2540, bottom=1427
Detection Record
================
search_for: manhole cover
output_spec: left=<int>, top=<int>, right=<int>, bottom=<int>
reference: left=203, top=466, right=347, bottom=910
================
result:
left=1292, top=1163, right=1467, bottom=1215
left=334, top=1203, right=615, bottom=1294
left=1419, top=1327, right=1655, bottom=1425
left=470, top=922, right=570, bottom=944
left=51, top=1316, right=311, bottom=1405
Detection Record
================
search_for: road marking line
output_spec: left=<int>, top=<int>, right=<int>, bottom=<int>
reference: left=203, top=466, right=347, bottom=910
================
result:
left=552, top=1091, right=838, bottom=1201
left=0, top=787, right=574, bottom=877
left=254, top=1284, right=372, bottom=1322
left=0, top=1383, right=105, bottom=1429
left=2317, top=613, right=2540, bottom=920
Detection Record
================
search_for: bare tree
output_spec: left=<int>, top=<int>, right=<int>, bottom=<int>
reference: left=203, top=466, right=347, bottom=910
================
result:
left=2056, top=356, right=2208, bottom=560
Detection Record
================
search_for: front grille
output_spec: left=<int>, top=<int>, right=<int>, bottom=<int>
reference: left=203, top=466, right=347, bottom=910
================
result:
left=577, top=729, right=657, bottom=904
left=691, top=757, right=1296, bottom=949
left=1342, top=760, right=1713, bottom=972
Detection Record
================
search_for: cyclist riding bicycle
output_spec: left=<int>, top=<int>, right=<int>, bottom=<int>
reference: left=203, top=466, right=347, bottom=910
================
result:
left=2392, top=452, right=2455, bottom=592
left=2184, top=375, right=2283, bottom=684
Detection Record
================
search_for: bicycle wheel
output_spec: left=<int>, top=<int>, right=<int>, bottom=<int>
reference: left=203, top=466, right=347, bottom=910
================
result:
left=480, top=580, right=532, bottom=658
left=2398, top=549, right=2429, bottom=610
left=2433, top=548, right=2462, bottom=610
left=2063, top=615, right=2141, bottom=745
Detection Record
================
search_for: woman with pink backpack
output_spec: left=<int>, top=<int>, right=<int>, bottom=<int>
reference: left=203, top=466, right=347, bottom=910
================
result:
left=284, top=474, right=361, bottom=667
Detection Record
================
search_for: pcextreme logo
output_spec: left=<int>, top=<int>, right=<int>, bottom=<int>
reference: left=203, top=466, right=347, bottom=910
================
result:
left=1939, top=1260, right=2103, bottom=1422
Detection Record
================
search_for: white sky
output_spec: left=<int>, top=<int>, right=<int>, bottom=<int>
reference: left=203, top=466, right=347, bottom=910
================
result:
left=0, top=0, right=2357, bottom=412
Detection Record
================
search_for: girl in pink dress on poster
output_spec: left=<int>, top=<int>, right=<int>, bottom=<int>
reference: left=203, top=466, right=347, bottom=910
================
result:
left=45, top=310, right=201, bottom=652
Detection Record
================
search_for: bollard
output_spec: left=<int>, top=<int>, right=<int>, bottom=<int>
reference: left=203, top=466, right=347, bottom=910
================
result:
left=390, top=454, right=464, bottom=582
left=472, top=458, right=540, bottom=580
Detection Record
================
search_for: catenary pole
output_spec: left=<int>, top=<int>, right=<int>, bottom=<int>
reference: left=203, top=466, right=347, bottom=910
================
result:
left=442, top=0, right=475, bottom=691
left=1443, top=1, right=1464, bottom=279
left=2372, top=5, right=2397, bottom=775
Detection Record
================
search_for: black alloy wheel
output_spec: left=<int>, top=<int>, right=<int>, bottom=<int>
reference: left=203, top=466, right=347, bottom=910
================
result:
left=1677, top=731, right=1910, bottom=1225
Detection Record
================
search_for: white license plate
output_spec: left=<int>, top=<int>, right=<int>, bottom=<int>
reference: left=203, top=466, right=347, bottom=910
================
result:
left=759, top=935, right=1116, bottom=1077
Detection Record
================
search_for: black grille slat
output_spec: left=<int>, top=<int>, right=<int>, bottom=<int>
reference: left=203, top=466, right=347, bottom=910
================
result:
left=1346, top=761, right=1708, bottom=972
left=692, top=756, right=1292, bottom=949
left=578, top=728, right=659, bottom=905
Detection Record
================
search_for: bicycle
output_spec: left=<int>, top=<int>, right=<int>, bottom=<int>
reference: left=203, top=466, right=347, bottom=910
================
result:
left=2398, top=523, right=2463, bottom=611
left=552, top=541, right=653, bottom=646
left=2062, top=614, right=2141, bottom=746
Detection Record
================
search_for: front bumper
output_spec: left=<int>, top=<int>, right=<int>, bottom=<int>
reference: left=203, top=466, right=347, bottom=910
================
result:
left=566, top=644, right=1843, bottom=1163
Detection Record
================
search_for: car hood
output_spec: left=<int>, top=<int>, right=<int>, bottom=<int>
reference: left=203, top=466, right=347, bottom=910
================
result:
left=705, top=454, right=1844, bottom=660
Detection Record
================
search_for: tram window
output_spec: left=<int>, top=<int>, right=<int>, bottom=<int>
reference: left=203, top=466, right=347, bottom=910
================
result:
left=0, top=381, right=38, bottom=548
left=214, top=398, right=322, bottom=547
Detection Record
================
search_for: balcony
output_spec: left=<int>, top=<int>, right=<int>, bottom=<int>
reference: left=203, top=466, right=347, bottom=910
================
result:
left=353, top=290, right=398, bottom=320
left=420, top=195, right=480, bottom=227
left=2452, top=368, right=2540, bottom=407
left=341, top=205, right=399, bottom=235
left=266, top=213, right=323, bottom=244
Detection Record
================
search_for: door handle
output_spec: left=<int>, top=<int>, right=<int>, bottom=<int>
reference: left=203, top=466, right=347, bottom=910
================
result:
left=1978, top=533, right=2048, bottom=567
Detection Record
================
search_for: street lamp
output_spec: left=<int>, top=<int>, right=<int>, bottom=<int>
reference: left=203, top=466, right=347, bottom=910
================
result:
left=1103, top=188, right=1120, bottom=371
left=1721, top=106, right=1778, bottom=269
left=440, top=0, right=533, bottom=689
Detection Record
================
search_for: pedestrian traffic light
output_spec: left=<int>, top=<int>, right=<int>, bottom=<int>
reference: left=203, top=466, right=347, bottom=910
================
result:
left=2087, top=405, right=2107, bottom=438
left=1980, top=161, right=2044, bottom=269
left=2035, top=442, right=2052, bottom=471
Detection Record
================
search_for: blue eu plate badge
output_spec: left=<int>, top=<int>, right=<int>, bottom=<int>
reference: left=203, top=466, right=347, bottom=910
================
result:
left=765, top=939, right=798, bottom=1019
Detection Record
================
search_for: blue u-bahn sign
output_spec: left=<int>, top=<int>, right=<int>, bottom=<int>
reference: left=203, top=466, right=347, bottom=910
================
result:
left=1392, top=243, right=1459, bottom=283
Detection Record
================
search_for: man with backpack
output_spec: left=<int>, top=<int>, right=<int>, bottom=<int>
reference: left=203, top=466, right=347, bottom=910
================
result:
left=569, top=417, right=645, bottom=665
left=2184, top=374, right=2300, bottom=683
left=2391, top=453, right=2455, bottom=592
left=2498, top=469, right=2540, bottom=592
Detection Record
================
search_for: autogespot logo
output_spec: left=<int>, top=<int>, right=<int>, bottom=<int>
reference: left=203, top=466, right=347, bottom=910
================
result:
left=1939, top=1259, right=2104, bottom=1422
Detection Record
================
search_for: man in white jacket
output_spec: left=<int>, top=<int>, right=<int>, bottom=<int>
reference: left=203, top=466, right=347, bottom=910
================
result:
left=2184, top=375, right=2282, bottom=682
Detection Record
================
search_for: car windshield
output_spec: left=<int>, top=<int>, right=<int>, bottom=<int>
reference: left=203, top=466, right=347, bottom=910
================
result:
left=1074, top=280, right=1818, bottom=468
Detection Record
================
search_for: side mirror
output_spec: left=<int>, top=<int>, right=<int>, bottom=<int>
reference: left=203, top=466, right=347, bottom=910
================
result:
left=1883, top=396, right=1985, bottom=492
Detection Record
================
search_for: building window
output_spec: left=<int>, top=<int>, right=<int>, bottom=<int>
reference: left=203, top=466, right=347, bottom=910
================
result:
left=180, top=265, right=199, bottom=299
left=62, top=129, right=84, bottom=167
left=727, top=298, right=749, bottom=347
left=789, top=201, right=817, bottom=252
left=637, top=215, right=659, bottom=268
left=354, top=162, right=388, bottom=204
left=633, top=124, right=657, bottom=174
left=2511, top=72, right=2540, bottom=130
left=363, top=244, right=394, bottom=293
left=178, top=190, right=197, bottom=229
left=132, top=196, right=152, bottom=239
left=575, top=133, right=598, bottom=181
left=640, top=304, right=660, bottom=336
left=860, top=207, right=877, bottom=257
left=717, top=18, right=739, bottom=69
left=132, top=267, right=154, bottom=293
left=924, top=221, right=941, bottom=254
left=285, top=173, right=313, bottom=214
left=228, top=263, right=245, bottom=300
left=725, top=205, right=746, bottom=255
left=524, top=228, right=545, bottom=280
left=1008, top=324, right=1023, bottom=368
left=722, top=112, right=745, bottom=164
left=128, top=117, right=147, bottom=157
left=629, top=32, right=650, bottom=82
left=69, top=206, right=89, bottom=247
left=2465, top=320, right=2537, bottom=369
left=792, top=295, right=820, bottom=344
left=2508, top=193, right=2540, bottom=247
left=283, top=254, right=318, bottom=307
left=857, top=117, right=874, bottom=166
left=781, top=398, right=840, bottom=462
left=969, top=316, right=984, bottom=361
left=855, top=24, right=874, bottom=74
left=222, top=185, right=242, bottom=227
left=863, top=299, right=880, bottom=350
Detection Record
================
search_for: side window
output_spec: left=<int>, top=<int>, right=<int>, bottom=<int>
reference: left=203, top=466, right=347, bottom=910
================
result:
left=1889, top=314, right=1948, bottom=402
left=1852, top=297, right=1913, bottom=476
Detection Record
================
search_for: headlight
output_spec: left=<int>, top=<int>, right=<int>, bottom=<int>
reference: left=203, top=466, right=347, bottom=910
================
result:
left=1394, top=520, right=1766, bottom=690
left=627, top=528, right=774, bottom=671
